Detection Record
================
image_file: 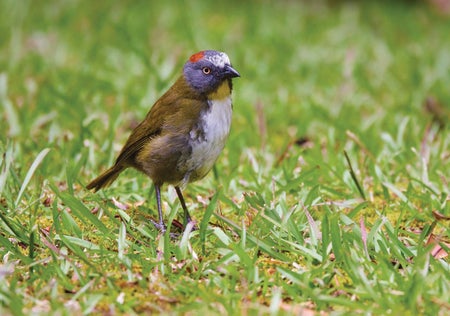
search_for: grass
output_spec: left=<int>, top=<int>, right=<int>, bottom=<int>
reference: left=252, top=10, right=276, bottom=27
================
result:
left=1, top=0, right=449, bottom=315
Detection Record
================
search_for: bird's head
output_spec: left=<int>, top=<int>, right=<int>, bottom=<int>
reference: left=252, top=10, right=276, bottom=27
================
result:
left=183, top=50, right=240, bottom=94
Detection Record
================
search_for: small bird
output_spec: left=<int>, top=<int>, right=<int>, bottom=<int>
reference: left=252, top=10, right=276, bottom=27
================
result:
left=87, top=50, right=240, bottom=232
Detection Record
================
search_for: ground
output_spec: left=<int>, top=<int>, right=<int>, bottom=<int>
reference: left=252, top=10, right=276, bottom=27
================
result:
left=0, top=0, right=449, bottom=315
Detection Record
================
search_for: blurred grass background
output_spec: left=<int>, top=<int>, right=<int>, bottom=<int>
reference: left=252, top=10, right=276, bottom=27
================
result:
left=1, top=0, right=449, bottom=315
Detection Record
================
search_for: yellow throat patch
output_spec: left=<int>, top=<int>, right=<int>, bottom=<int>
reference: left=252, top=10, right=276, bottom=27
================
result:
left=208, top=81, right=231, bottom=101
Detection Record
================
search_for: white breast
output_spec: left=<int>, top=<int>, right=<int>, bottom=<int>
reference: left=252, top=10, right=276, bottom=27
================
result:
left=182, top=95, right=232, bottom=185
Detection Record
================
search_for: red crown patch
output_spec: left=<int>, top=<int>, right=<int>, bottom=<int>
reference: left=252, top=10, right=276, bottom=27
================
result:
left=189, top=51, right=205, bottom=63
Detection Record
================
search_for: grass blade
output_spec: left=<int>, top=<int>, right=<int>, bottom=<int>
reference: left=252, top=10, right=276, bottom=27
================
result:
left=15, top=148, right=51, bottom=207
left=344, top=150, right=366, bottom=200
left=200, top=190, right=219, bottom=249
left=214, top=213, right=289, bottom=261
left=50, top=182, right=109, bottom=235
left=0, top=142, right=14, bottom=195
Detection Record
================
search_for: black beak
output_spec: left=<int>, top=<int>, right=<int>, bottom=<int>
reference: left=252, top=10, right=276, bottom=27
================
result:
left=224, top=64, right=240, bottom=78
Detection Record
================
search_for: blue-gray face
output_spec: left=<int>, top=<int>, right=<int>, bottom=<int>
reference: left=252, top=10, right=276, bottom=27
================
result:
left=183, top=51, right=240, bottom=94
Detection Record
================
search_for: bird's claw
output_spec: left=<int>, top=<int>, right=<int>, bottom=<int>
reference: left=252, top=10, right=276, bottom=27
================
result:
left=150, top=219, right=167, bottom=234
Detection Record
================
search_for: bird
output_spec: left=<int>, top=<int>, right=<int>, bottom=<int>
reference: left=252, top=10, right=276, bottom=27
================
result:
left=86, top=50, right=240, bottom=233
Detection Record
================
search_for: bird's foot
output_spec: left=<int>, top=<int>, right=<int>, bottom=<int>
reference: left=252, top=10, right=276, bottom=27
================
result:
left=150, top=218, right=198, bottom=239
left=150, top=219, right=181, bottom=239
left=150, top=219, right=167, bottom=234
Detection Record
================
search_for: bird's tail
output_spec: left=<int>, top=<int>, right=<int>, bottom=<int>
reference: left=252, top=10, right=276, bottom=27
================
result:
left=86, top=165, right=125, bottom=192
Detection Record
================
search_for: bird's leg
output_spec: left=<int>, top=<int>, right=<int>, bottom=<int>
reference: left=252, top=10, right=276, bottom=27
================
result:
left=175, top=186, right=193, bottom=227
left=150, top=184, right=166, bottom=233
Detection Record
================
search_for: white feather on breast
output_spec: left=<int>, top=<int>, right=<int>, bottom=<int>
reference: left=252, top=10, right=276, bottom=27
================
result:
left=181, top=95, right=232, bottom=186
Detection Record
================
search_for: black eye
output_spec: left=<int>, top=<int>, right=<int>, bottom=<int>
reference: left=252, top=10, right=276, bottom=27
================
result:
left=202, top=67, right=211, bottom=75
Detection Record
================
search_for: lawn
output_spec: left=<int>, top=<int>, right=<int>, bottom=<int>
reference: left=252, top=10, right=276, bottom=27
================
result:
left=1, top=0, right=449, bottom=315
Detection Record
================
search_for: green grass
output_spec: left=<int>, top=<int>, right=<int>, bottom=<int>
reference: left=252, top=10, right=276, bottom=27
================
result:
left=1, top=0, right=449, bottom=315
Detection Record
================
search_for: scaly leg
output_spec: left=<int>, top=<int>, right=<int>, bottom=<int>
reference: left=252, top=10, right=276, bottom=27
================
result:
left=150, top=184, right=166, bottom=232
left=175, top=186, right=192, bottom=226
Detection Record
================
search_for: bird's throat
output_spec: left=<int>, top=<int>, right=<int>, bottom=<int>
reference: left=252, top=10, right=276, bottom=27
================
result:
left=207, top=80, right=232, bottom=101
